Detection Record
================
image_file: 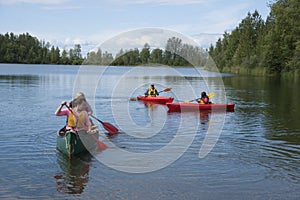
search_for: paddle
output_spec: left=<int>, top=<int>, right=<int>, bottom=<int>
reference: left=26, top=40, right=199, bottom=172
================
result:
left=158, top=87, right=172, bottom=94
left=90, top=115, right=119, bottom=135
left=184, top=92, right=214, bottom=103
left=130, top=87, right=172, bottom=101
left=64, top=104, right=108, bottom=150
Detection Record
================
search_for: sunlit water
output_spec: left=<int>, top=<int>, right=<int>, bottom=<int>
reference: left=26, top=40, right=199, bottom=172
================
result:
left=0, top=64, right=299, bottom=199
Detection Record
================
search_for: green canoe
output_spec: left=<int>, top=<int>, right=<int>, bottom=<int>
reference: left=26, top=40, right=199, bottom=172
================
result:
left=56, top=129, right=99, bottom=158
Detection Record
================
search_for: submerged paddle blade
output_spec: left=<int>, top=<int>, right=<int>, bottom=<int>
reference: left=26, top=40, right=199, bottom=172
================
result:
left=96, top=140, right=108, bottom=150
left=90, top=134, right=108, bottom=150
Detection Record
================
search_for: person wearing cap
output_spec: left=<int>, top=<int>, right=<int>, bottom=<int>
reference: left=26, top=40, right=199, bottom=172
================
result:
left=144, top=84, right=159, bottom=97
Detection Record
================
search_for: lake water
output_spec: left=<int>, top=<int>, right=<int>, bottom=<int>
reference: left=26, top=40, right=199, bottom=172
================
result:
left=0, top=64, right=299, bottom=199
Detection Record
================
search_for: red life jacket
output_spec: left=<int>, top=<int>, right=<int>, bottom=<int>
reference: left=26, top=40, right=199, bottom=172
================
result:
left=200, top=97, right=209, bottom=104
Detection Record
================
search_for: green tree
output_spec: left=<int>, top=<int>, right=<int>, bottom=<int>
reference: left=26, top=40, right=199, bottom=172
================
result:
left=69, top=44, right=83, bottom=65
left=129, top=48, right=140, bottom=65
left=150, top=48, right=163, bottom=64
left=60, top=49, right=69, bottom=65
left=165, top=37, right=183, bottom=65
left=50, top=46, right=60, bottom=64
left=140, top=43, right=150, bottom=64
left=102, top=51, right=114, bottom=65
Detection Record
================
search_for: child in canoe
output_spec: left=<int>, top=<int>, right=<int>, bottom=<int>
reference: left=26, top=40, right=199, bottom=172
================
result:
left=55, top=97, right=96, bottom=135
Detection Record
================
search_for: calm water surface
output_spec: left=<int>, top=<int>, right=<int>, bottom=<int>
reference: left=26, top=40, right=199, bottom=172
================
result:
left=0, top=64, right=299, bottom=199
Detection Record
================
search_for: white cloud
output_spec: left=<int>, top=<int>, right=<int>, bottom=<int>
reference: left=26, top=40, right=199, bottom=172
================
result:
left=192, top=33, right=223, bottom=48
left=31, top=27, right=223, bottom=57
left=110, top=0, right=218, bottom=6
left=0, top=0, right=70, bottom=5
left=0, top=0, right=215, bottom=6
left=96, top=28, right=209, bottom=56
left=41, top=5, right=80, bottom=10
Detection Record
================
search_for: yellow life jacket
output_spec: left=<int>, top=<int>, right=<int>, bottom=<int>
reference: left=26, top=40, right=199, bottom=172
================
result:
left=199, top=99, right=205, bottom=104
left=67, top=113, right=77, bottom=127
left=148, top=87, right=157, bottom=97
left=77, top=111, right=87, bottom=129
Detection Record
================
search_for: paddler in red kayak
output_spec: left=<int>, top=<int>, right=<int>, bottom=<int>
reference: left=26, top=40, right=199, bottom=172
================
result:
left=197, top=91, right=211, bottom=104
left=144, top=84, right=159, bottom=97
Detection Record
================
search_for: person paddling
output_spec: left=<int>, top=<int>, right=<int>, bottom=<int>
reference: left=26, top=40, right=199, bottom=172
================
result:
left=144, top=84, right=159, bottom=97
left=197, top=91, right=211, bottom=104
left=55, top=101, right=76, bottom=133
left=55, top=98, right=94, bottom=134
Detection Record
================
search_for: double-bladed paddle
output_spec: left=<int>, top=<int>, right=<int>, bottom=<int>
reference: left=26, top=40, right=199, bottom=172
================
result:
left=130, top=87, right=172, bottom=101
left=184, top=92, right=214, bottom=103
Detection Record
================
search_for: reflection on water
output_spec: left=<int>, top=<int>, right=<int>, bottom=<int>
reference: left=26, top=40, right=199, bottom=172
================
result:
left=0, top=75, right=39, bottom=86
left=54, top=151, right=91, bottom=194
left=199, top=110, right=210, bottom=126
left=1, top=64, right=300, bottom=199
left=223, top=75, right=300, bottom=144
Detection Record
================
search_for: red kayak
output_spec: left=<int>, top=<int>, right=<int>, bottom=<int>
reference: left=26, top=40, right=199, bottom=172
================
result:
left=166, top=102, right=235, bottom=112
left=137, top=96, right=174, bottom=104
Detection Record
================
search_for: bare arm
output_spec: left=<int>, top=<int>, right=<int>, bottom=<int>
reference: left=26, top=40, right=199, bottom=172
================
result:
left=55, top=101, right=67, bottom=116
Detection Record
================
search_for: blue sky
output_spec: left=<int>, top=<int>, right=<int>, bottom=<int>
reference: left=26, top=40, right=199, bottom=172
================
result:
left=0, top=0, right=270, bottom=55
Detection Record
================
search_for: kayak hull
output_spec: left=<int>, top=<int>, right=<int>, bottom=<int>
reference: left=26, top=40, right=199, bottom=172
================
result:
left=166, top=102, right=235, bottom=112
left=56, top=129, right=99, bottom=158
left=137, top=96, right=174, bottom=104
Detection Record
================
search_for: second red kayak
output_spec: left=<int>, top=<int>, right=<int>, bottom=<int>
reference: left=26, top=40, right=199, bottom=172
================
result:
left=137, top=96, right=174, bottom=104
left=166, top=102, right=235, bottom=112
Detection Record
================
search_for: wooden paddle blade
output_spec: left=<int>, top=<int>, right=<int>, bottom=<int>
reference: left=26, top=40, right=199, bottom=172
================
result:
left=162, top=87, right=172, bottom=92
left=157, top=87, right=172, bottom=93
left=101, top=121, right=119, bottom=134
left=130, top=97, right=137, bottom=101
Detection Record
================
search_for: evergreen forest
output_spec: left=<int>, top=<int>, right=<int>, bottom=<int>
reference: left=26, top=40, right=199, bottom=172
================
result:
left=0, top=32, right=84, bottom=65
left=0, top=0, right=299, bottom=76
left=208, top=0, right=300, bottom=76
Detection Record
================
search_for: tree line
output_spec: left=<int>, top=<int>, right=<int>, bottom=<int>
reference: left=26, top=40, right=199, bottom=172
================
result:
left=0, top=32, right=207, bottom=67
left=85, top=37, right=207, bottom=67
left=0, top=32, right=84, bottom=65
left=208, top=0, right=300, bottom=76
